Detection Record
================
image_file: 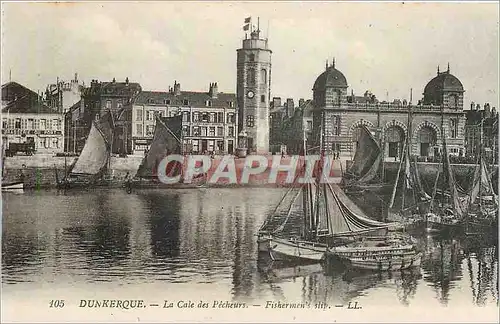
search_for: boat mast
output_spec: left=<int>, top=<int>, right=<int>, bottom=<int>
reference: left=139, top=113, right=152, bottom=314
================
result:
left=313, top=110, right=325, bottom=239
left=478, top=117, right=483, bottom=213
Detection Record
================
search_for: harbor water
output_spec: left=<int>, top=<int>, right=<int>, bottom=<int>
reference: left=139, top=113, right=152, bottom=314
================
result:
left=2, top=188, right=498, bottom=321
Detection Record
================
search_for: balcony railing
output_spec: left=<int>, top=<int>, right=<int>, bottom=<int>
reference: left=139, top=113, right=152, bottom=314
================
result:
left=323, top=102, right=463, bottom=113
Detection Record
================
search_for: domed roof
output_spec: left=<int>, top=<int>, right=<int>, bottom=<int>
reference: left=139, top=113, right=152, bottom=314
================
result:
left=424, top=69, right=464, bottom=94
left=313, top=63, right=348, bottom=90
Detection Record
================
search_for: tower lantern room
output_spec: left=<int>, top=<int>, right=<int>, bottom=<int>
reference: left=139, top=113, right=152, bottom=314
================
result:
left=236, top=17, right=272, bottom=154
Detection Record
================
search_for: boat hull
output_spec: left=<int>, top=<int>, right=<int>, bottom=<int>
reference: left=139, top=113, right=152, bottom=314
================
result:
left=342, top=253, right=422, bottom=271
left=265, top=237, right=327, bottom=262
left=328, top=245, right=422, bottom=271
left=2, top=181, right=24, bottom=192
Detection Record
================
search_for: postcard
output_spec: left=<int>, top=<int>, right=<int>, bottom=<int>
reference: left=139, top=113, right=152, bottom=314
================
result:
left=1, top=1, right=498, bottom=323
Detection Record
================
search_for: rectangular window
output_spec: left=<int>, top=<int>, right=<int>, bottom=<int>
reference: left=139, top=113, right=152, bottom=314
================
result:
left=193, top=112, right=199, bottom=122
left=39, top=119, right=46, bottom=130
left=306, top=120, right=312, bottom=131
left=202, top=113, right=209, bottom=122
left=136, top=124, right=143, bottom=136
left=217, top=112, right=224, bottom=123
left=227, top=113, right=235, bottom=124
left=164, top=99, right=171, bottom=105
left=450, top=118, right=458, bottom=138
left=183, top=111, right=190, bottom=122
left=209, top=127, right=215, bottom=137
left=52, top=138, right=58, bottom=149
left=117, top=100, right=123, bottom=109
left=21, top=119, right=27, bottom=129
left=183, top=99, right=189, bottom=105
left=228, top=101, right=234, bottom=108
left=217, top=126, right=223, bottom=136
left=192, top=139, right=199, bottom=153
left=47, top=119, right=52, bottom=131
left=34, top=119, right=40, bottom=130
left=14, top=118, right=21, bottom=129
left=193, top=126, right=200, bottom=136
left=106, top=100, right=112, bottom=109
left=205, top=100, right=212, bottom=107
left=261, top=95, right=265, bottom=103
left=228, top=126, right=234, bottom=137
left=201, top=127, right=207, bottom=137
left=136, top=109, right=143, bottom=121
left=209, top=113, right=215, bottom=123
left=146, top=125, right=155, bottom=136
left=147, top=111, right=154, bottom=121
left=246, top=115, right=255, bottom=128
left=2, top=118, right=8, bottom=129
left=183, top=125, right=190, bottom=137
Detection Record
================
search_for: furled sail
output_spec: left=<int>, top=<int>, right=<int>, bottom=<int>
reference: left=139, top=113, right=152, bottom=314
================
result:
left=271, top=182, right=393, bottom=240
left=136, top=115, right=183, bottom=179
left=347, top=125, right=382, bottom=184
left=71, top=111, right=114, bottom=176
left=327, top=184, right=394, bottom=236
left=441, top=138, right=465, bottom=218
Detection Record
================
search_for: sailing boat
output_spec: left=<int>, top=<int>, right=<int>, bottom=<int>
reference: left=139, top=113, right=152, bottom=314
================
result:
left=342, top=125, right=390, bottom=194
left=56, top=110, right=115, bottom=189
left=387, top=106, right=432, bottom=227
left=127, top=114, right=205, bottom=190
left=1, top=156, right=24, bottom=192
left=462, top=140, right=499, bottom=235
left=258, top=122, right=401, bottom=263
left=425, top=115, right=466, bottom=234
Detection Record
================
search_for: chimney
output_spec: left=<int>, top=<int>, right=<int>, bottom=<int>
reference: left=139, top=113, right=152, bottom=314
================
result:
left=74, top=73, right=78, bottom=82
left=492, top=107, right=497, bottom=117
left=299, top=98, right=305, bottom=107
left=272, top=97, right=281, bottom=108
left=470, top=102, right=475, bottom=110
left=209, top=82, right=218, bottom=99
left=112, top=77, right=116, bottom=83
left=286, top=98, right=294, bottom=117
left=173, top=81, right=181, bottom=96
left=485, top=103, right=491, bottom=118
left=476, top=104, right=481, bottom=111
left=125, top=77, right=129, bottom=85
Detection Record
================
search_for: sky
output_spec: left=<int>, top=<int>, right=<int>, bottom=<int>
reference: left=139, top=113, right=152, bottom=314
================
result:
left=1, top=2, right=499, bottom=108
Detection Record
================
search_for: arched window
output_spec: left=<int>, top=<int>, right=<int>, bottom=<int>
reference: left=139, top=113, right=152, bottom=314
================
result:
left=247, top=68, right=255, bottom=86
left=261, top=69, right=267, bottom=85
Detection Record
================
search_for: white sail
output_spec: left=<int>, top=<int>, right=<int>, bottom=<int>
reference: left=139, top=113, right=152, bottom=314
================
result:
left=71, top=113, right=113, bottom=176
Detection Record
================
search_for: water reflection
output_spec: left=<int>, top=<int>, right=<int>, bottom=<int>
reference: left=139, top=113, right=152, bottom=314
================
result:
left=2, top=189, right=498, bottom=308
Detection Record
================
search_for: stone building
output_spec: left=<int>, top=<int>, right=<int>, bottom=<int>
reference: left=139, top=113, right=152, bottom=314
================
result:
left=464, top=102, right=498, bottom=163
left=2, top=82, right=65, bottom=155
left=128, top=81, right=238, bottom=155
left=45, top=73, right=84, bottom=113
left=236, top=22, right=272, bottom=154
left=65, top=78, right=142, bottom=153
left=311, top=61, right=466, bottom=159
left=269, top=98, right=314, bottom=154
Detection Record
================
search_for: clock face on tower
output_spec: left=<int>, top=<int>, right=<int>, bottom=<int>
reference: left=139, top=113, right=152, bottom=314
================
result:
left=247, top=91, right=255, bottom=99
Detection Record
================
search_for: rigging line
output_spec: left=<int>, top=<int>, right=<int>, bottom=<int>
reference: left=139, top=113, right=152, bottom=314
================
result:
left=273, top=188, right=302, bottom=234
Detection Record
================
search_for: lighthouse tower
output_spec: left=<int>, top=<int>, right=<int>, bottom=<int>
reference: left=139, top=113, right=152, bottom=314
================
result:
left=236, top=17, right=272, bottom=154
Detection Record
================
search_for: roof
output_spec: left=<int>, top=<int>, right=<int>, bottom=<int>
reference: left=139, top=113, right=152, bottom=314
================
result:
left=424, top=71, right=464, bottom=94
left=2, top=82, right=57, bottom=114
left=313, top=65, right=348, bottom=90
left=2, top=94, right=56, bottom=114
left=133, top=90, right=237, bottom=108
left=83, top=81, right=142, bottom=97
left=2, top=81, right=39, bottom=103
